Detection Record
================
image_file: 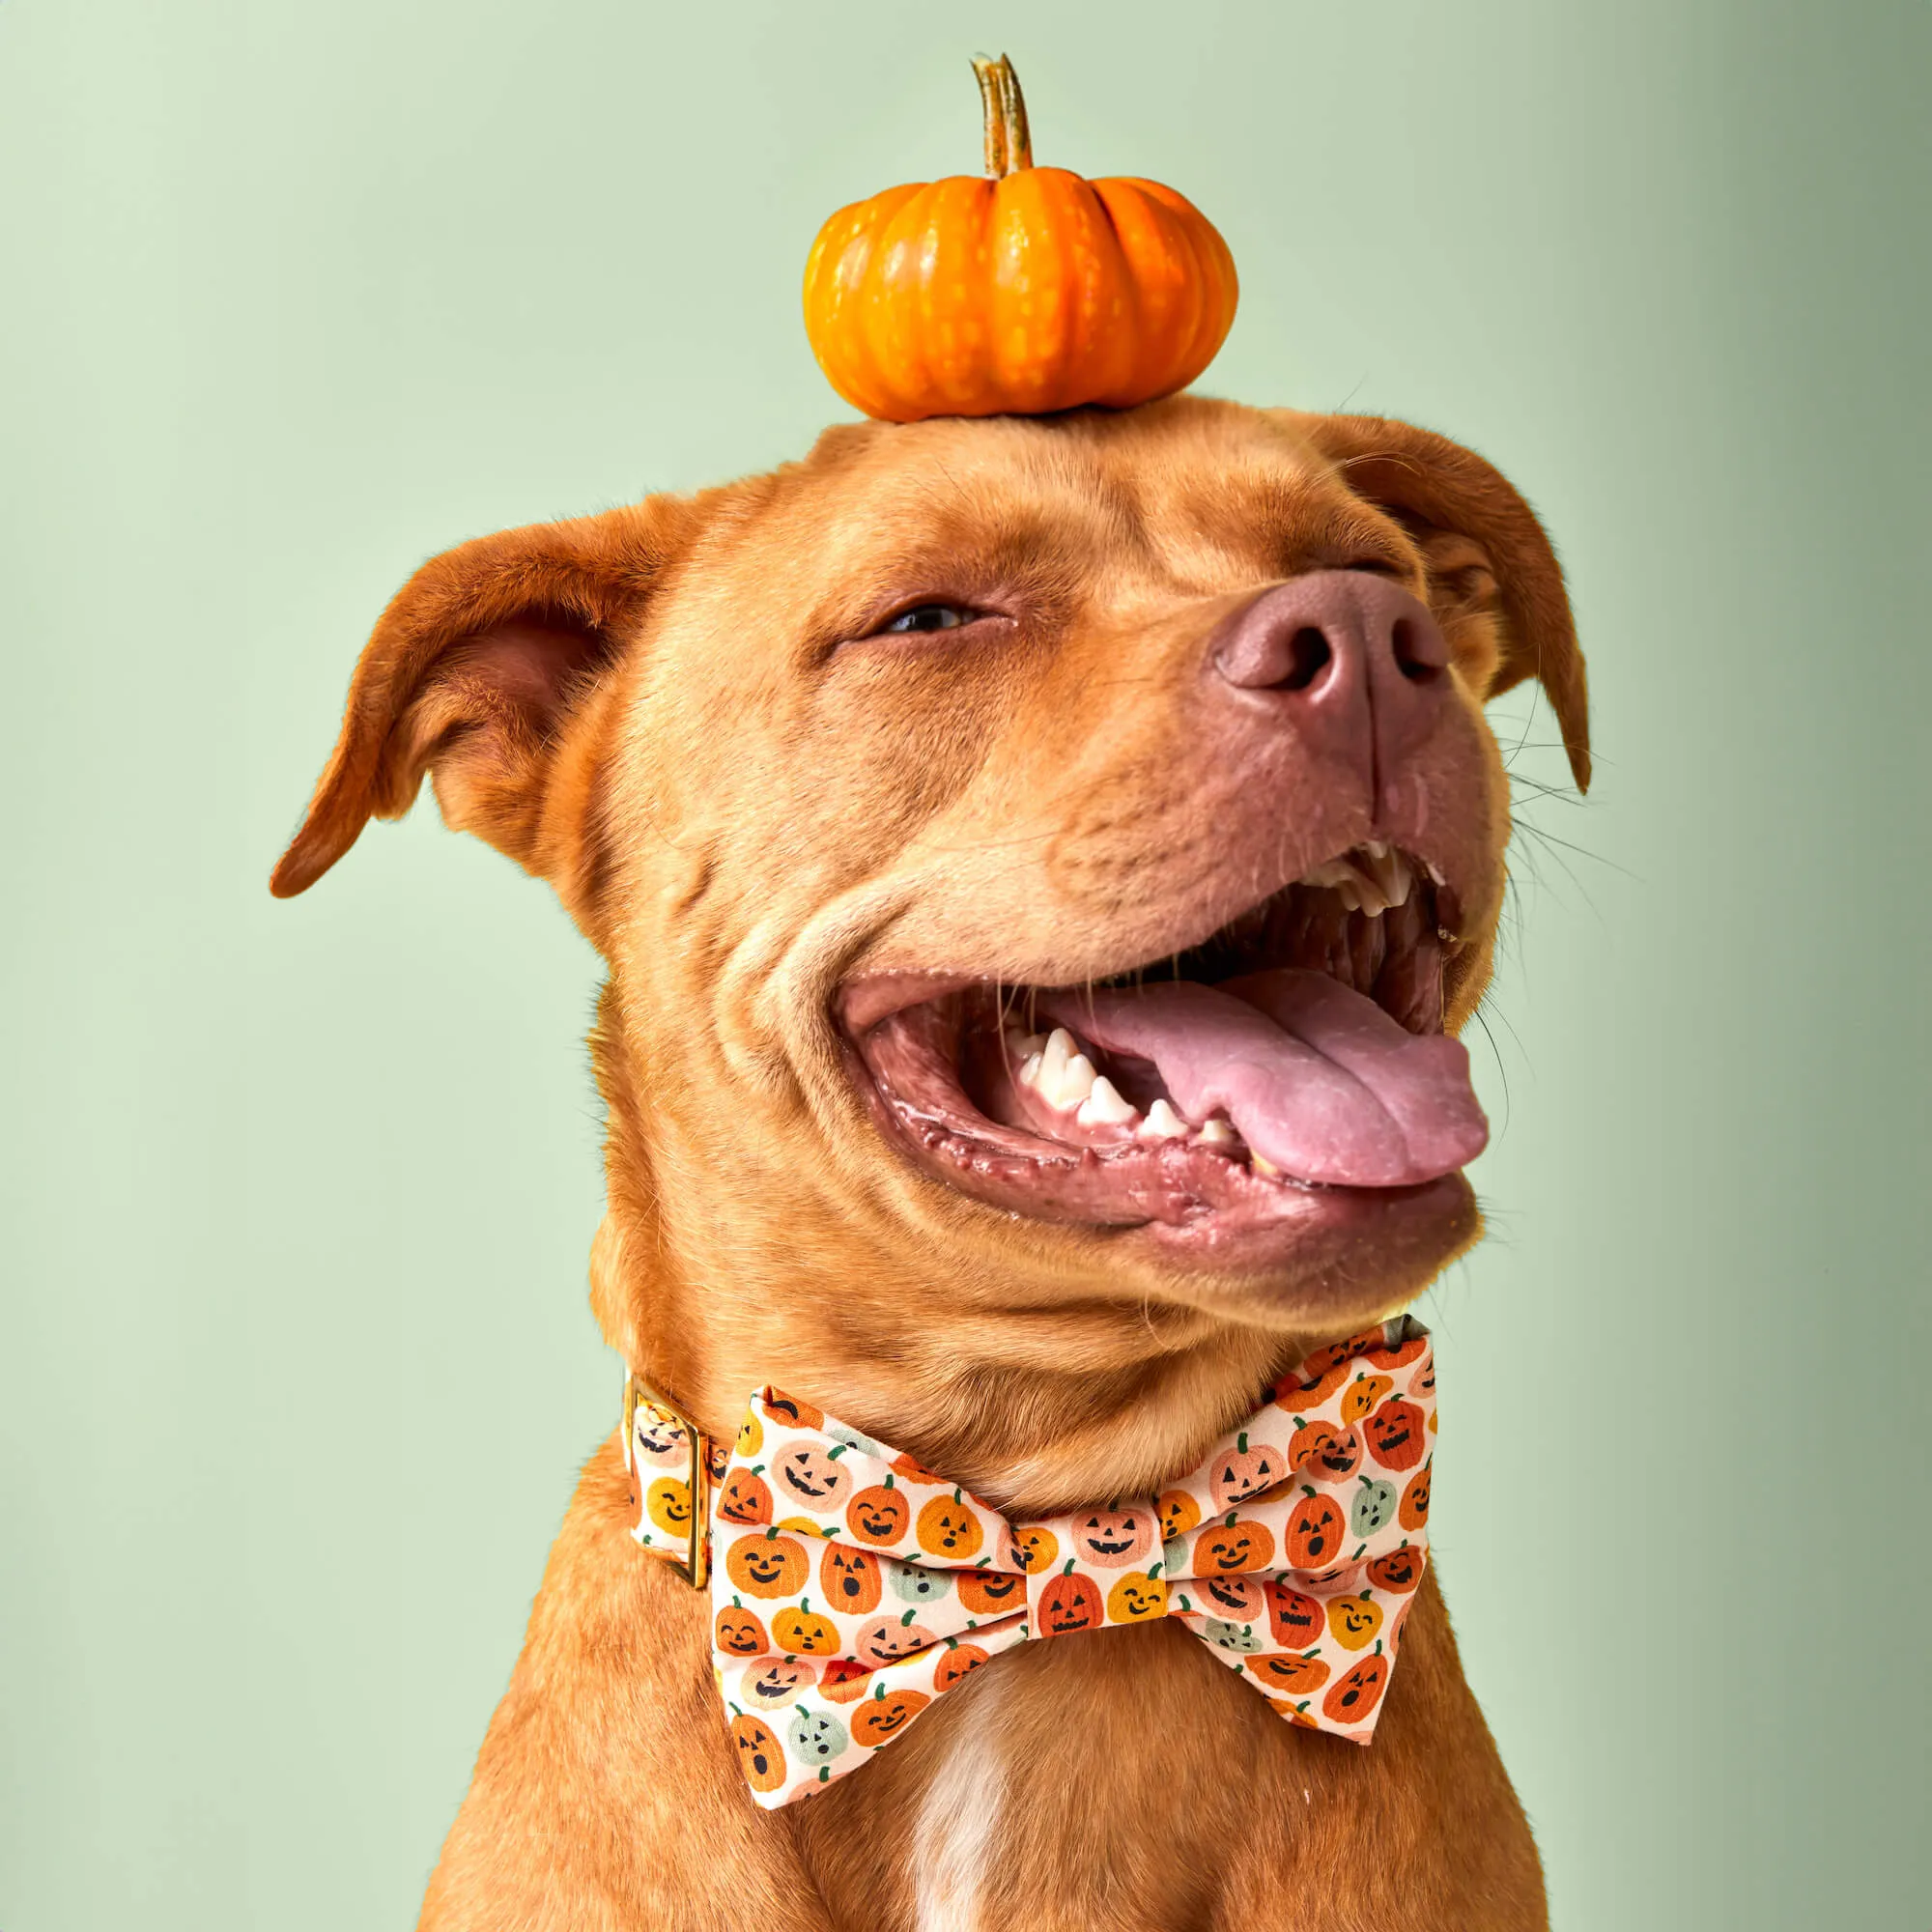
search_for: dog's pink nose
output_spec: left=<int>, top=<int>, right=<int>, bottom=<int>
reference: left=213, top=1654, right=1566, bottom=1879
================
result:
left=1210, top=571, right=1453, bottom=780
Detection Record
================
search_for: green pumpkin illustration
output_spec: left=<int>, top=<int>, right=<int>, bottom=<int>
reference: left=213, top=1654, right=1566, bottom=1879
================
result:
left=888, top=1560, right=953, bottom=1605
left=1201, top=1616, right=1264, bottom=1654
left=1351, top=1477, right=1397, bottom=1537
left=786, top=1705, right=849, bottom=1764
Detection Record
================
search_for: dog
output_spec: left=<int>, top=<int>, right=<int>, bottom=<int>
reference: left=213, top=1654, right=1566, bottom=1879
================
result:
left=273, top=395, right=1588, bottom=1930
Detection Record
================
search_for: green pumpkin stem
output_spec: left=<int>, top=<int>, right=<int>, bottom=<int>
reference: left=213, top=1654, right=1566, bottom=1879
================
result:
left=972, top=52, right=1034, bottom=177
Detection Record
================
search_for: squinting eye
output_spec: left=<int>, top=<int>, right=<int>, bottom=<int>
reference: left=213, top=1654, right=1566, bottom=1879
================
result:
left=879, top=603, right=974, bottom=635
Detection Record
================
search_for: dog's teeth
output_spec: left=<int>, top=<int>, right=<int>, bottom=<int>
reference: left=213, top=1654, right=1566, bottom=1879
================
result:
left=1363, top=839, right=1388, bottom=861
left=1055, top=1053, right=1098, bottom=1108
left=1199, top=1118, right=1236, bottom=1146
left=1008, top=1031, right=1047, bottom=1062
left=1018, top=1051, right=1045, bottom=1089
left=1252, top=1153, right=1281, bottom=1178
left=1039, top=1028, right=1076, bottom=1083
left=1076, top=1076, right=1136, bottom=1126
left=1140, top=1098, right=1187, bottom=1140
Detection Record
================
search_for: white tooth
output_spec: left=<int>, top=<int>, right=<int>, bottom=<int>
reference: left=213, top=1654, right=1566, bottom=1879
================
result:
left=1009, top=1031, right=1046, bottom=1061
left=1038, top=1028, right=1075, bottom=1087
left=1383, top=852, right=1413, bottom=908
left=1252, top=1153, right=1281, bottom=1178
left=1334, top=879, right=1363, bottom=914
left=1199, top=1118, right=1236, bottom=1146
left=1054, top=1053, right=1098, bottom=1108
left=1304, top=859, right=1352, bottom=889
left=1076, top=1075, right=1136, bottom=1126
left=1363, top=839, right=1388, bottom=861
left=1018, top=1051, right=1044, bottom=1089
left=1139, top=1098, right=1187, bottom=1140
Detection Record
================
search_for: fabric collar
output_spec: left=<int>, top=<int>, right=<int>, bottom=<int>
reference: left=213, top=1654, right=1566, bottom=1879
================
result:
left=623, top=1318, right=1435, bottom=1807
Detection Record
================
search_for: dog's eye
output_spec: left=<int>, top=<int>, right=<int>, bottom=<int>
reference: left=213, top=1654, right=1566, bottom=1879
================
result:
left=877, top=603, right=975, bottom=635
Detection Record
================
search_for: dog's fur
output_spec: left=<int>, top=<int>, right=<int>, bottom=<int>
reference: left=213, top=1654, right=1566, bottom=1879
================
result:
left=274, top=397, right=1587, bottom=1931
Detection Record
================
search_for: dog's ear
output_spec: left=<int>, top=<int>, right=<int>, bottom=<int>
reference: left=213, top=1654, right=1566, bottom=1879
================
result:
left=270, top=496, right=707, bottom=901
left=1285, top=411, right=1590, bottom=791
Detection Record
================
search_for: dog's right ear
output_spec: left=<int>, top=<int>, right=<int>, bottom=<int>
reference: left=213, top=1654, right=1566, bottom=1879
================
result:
left=270, top=496, right=707, bottom=904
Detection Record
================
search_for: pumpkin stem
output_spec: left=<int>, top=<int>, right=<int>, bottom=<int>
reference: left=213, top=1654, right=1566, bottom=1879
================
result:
left=971, top=52, right=1034, bottom=176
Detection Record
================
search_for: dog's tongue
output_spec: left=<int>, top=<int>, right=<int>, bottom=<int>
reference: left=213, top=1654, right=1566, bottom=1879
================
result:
left=1039, top=971, right=1488, bottom=1187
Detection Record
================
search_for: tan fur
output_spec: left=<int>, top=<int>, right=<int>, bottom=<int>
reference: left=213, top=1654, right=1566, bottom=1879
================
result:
left=275, top=397, right=1587, bottom=1930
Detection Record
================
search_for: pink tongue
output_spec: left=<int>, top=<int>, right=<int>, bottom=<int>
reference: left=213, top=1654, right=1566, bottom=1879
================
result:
left=1037, top=971, right=1488, bottom=1187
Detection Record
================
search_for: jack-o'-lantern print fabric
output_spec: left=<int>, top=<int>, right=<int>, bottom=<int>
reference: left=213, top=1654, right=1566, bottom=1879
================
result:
left=631, top=1319, right=1437, bottom=1807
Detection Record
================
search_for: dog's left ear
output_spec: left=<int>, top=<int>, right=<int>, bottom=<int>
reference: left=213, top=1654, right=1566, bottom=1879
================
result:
left=1285, top=411, right=1591, bottom=792
left=270, top=495, right=709, bottom=902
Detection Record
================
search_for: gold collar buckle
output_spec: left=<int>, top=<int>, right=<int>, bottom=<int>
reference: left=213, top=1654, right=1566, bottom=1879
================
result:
left=622, top=1372, right=712, bottom=1589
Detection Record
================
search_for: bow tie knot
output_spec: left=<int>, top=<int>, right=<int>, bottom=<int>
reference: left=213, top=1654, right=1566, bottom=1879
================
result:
left=626, top=1319, right=1436, bottom=1807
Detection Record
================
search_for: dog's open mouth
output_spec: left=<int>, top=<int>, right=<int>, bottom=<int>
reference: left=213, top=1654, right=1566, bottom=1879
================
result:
left=839, top=846, right=1489, bottom=1233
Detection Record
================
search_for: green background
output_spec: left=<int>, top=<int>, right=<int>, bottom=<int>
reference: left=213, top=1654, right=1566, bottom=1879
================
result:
left=4, top=2, right=1926, bottom=1924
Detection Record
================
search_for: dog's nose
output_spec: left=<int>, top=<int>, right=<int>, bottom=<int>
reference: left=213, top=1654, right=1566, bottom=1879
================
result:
left=1209, top=571, right=1453, bottom=777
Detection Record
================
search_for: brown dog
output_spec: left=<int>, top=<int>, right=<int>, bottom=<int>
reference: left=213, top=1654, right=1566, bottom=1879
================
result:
left=273, top=396, right=1587, bottom=1930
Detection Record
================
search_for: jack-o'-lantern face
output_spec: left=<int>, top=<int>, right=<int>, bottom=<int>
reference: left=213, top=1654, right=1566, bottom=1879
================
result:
left=821, top=1544, right=882, bottom=1614
left=1368, top=1545, right=1423, bottom=1594
left=646, top=1477, right=693, bottom=1536
left=889, top=1561, right=952, bottom=1605
left=718, top=1467, right=773, bottom=1525
left=892, top=1447, right=941, bottom=1482
left=725, top=1531, right=810, bottom=1599
left=632, top=1407, right=689, bottom=1466
left=1364, top=1397, right=1425, bottom=1472
left=1105, top=1572, right=1167, bottom=1622
left=818, top=1658, right=873, bottom=1704
left=1351, top=1479, right=1397, bottom=1538
left=776, top=1443, right=852, bottom=1507
left=772, top=1601, right=839, bottom=1657
left=735, top=1412, right=764, bottom=1458
left=855, top=1613, right=935, bottom=1665
left=1365, top=1331, right=1427, bottom=1371
left=729, top=1713, right=786, bottom=1793
left=1399, top=1461, right=1432, bottom=1530
left=1203, top=1615, right=1264, bottom=1653
left=1037, top=1566, right=1104, bottom=1635
left=1249, top=1651, right=1330, bottom=1693
left=787, top=1706, right=848, bottom=1766
left=1341, top=1373, right=1395, bottom=1423
left=1266, top=1582, right=1325, bottom=1647
left=1321, top=1642, right=1389, bottom=1724
left=934, top=1641, right=991, bottom=1690
left=1279, top=1359, right=1351, bottom=1407
left=852, top=1688, right=930, bottom=1746
left=739, top=1659, right=810, bottom=1708
left=1299, top=1331, right=1382, bottom=1379
left=845, top=1480, right=910, bottom=1547
left=916, top=1493, right=984, bottom=1560
left=1202, top=1574, right=1265, bottom=1619
left=1289, top=1419, right=1362, bottom=1481
left=1011, top=1525, right=1060, bottom=1574
left=1210, top=1435, right=1288, bottom=1509
left=1286, top=1492, right=1347, bottom=1568
left=762, top=1392, right=823, bottom=1431
left=958, top=1569, right=1026, bottom=1616
left=1326, top=1593, right=1384, bottom=1650
left=714, top=1600, right=768, bottom=1657
left=1198, top=1518, right=1276, bottom=1574
left=1156, top=1490, right=1201, bottom=1541
left=1073, top=1507, right=1154, bottom=1569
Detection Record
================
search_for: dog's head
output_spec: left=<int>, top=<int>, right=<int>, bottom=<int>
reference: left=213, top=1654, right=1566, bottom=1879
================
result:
left=275, top=399, right=1584, bottom=1458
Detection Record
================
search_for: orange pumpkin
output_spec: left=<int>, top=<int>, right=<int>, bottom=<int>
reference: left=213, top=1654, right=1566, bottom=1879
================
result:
left=1399, top=1461, right=1433, bottom=1532
left=1209, top=1434, right=1289, bottom=1510
left=1341, top=1373, right=1396, bottom=1424
left=772, top=1599, right=840, bottom=1657
left=1321, top=1642, right=1389, bottom=1725
left=728, top=1712, right=787, bottom=1793
left=1156, top=1489, right=1202, bottom=1541
left=714, top=1599, right=768, bottom=1658
left=718, top=1465, right=773, bottom=1525
left=1288, top=1418, right=1361, bottom=1481
left=724, top=1529, right=810, bottom=1599
left=1326, top=1592, right=1384, bottom=1651
left=958, top=1568, right=1027, bottom=1617
left=818, top=1658, right=874, bottom=1705
left=1196, top=1516, right=1276, bottom=1575
left=820, top=1543, right=883, bottom=1614
left=1367, top=1545, right=1424, bottom=1594
left=1071, top=1506, right=1154, bottom=1569
left=1285, top=1490, right=1348, bottom=1568
left=1037, top=1563, right=1104, bottom=1635
left=1248, top=1651, right=1330, bottom=1695
left=802, top=54, right=1236, bottom=424
left=1010, top=1523, right=1060, bottom=1574
left=1266, top=1581, right=1325, bottom=1650
left=916, top=1492, right=984, bottom=1560
left=852, top=1687, right=931, bottom=1747
left=845, top=1478, right=910, bottom=1548
left=1364, top=1396, right=1426, bottom=1472
left=934, top=1640, right=991, bottom=1690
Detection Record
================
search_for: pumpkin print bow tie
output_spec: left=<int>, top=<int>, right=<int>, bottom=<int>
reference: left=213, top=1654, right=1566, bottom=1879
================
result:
left=624, top=1319, right=1435, bottom=1808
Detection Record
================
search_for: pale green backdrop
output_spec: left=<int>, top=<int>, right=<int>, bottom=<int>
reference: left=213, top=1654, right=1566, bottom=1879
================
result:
left=3, top=1, right=1926, bottom=1925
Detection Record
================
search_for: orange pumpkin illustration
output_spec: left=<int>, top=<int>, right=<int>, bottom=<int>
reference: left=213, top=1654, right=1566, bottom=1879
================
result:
left=738, top=1657, right=810, bottom=1709
left=1248, top=1651, right=1330, bottom=1694
left=1326, top=1593, right=1384, bottom=1651
left=1290, top=1331, right=1380, bottom=1384
left=958, top=1569, right=1027, bottom=1616
left=1321, top=1642, right=1389, bottom=1724
left=1365, top=1332, right=1427, bottom=1371
left=916, top=1492, right=985, bottom=1560
left=1037, top=1563, right=1104, bottom=1635
left=772, top=1599, right=840, bottom=1657
left=714, top=1599, right=768, bottom=1658
left=851, top=1687, right=931, bottom=1747
left=729, top=1712, right=786, bottom=1793
left=1285, top=1490, right=1348, bottom=1568
left=1340, top=1373, right=1395, bottom=1424
left=1367, top=1545, right=1424, bottom=1594
left=1399, top=1461, right=1432, bottom=1531
left=934, top=1640, right=991, bottom=1690
left=724, top=1529, right=810, bottom=1599
left=845, top=1478, right=910, bottom=1548
left=1364, top=1396, right=1426, bottom=1472
left=1265, top=1581, right=1325, bottom=1649
left=775, top=1442, right=853, bottom=1509
left=1196, top=1516, right=1276, bottom=1575
left=1072, top=1506, right=1154, bottom=1569
left=891, top=1447, right=942, bottom=1482
left=1010, top=1524, right=1060, bottom=1574
left=1288, top=1418, right=1362, bottom=1481
left=855, top=1612, right=936, bottom=1665
left=762, top=1391, right=823, bottom=1431
left=818, top=1658, right=874, bottom=1705
left=1156, top=1489, right=1202, bottom=1541
left=645, top=1476, right=694, bottom=1537
left=1278, top=1358, right=1352, bottom=1408
left=1201, top=1574, right=1266, bottom=1620
left=1210, top=1434, right=1289, bottom=1509
left=632, top=1406, right=690, bottom=1467
left=718, top=1466, right=773, bottom=1525
left=801, top=54, right=1236, bottom=424
left=1105, top=1572, right=1168, bottom=1622
left=820, top=1543, right=883, bottom=1614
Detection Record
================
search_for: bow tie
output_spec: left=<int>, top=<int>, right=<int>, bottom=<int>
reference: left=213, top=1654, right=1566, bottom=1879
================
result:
left=624, top=1319, right=1435, bottom=1808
